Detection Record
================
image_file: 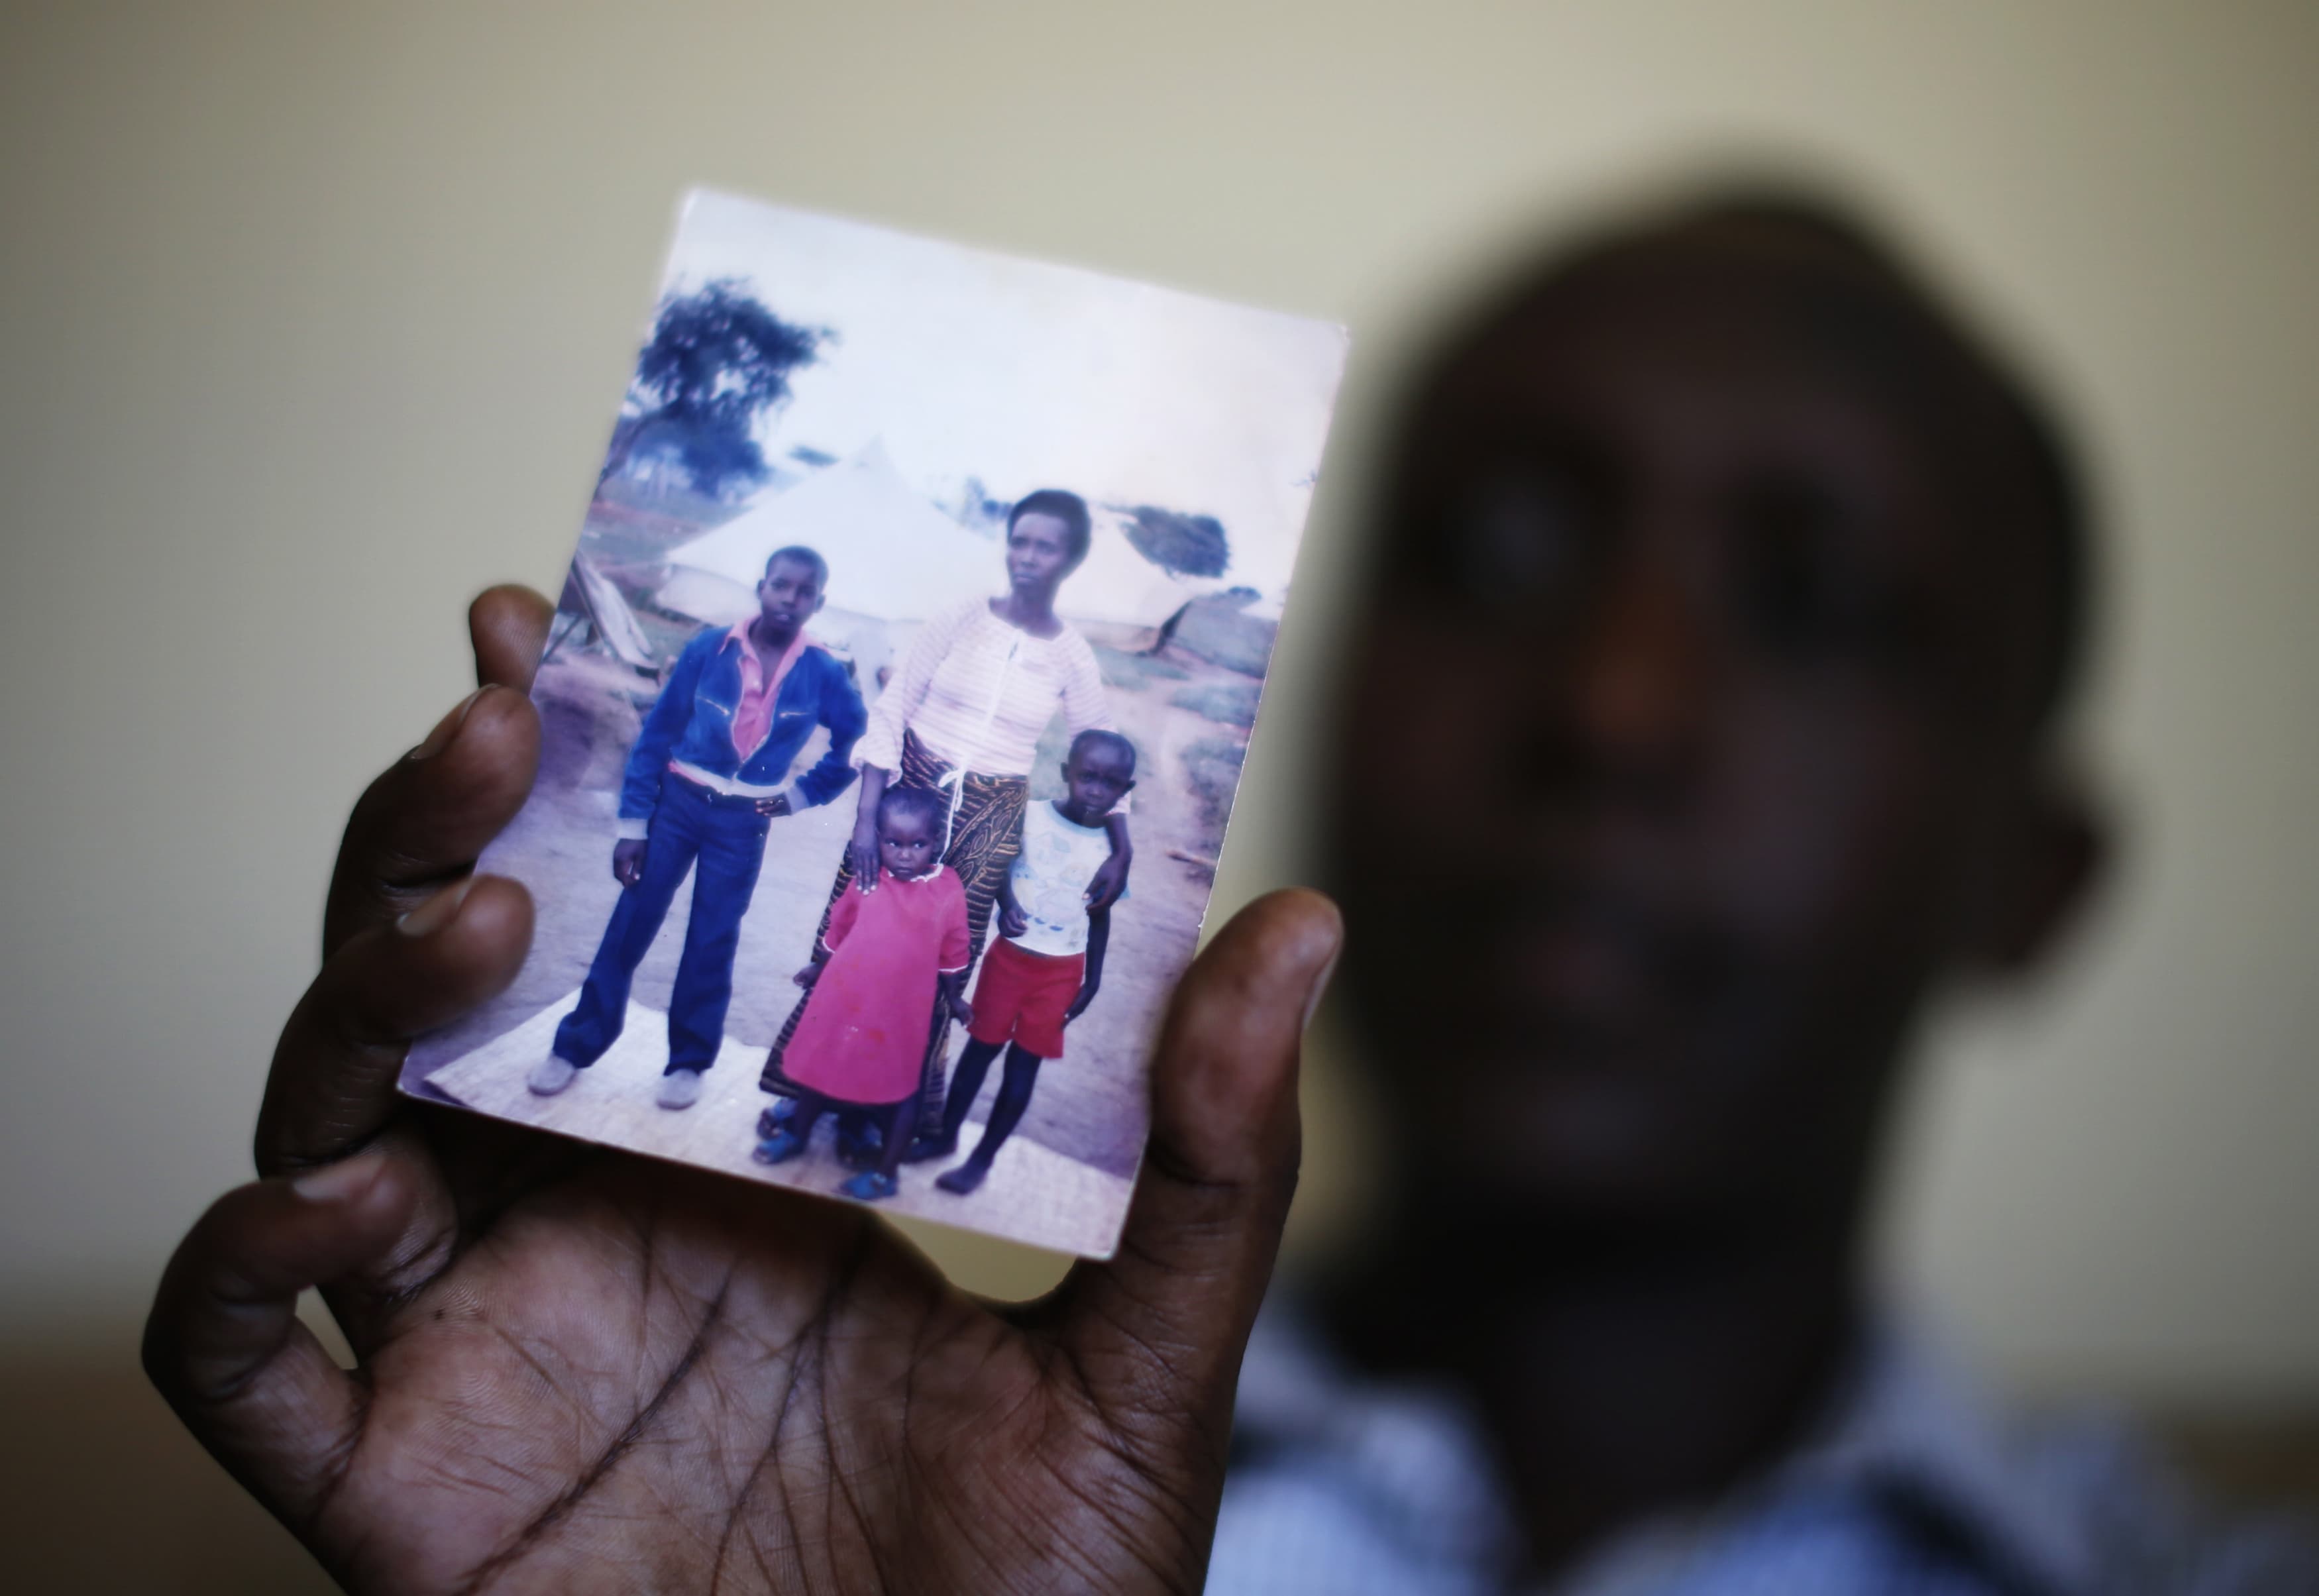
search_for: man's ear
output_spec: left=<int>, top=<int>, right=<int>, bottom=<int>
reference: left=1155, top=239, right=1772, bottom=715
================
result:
left=1965, top=772, right=2110, bottom=976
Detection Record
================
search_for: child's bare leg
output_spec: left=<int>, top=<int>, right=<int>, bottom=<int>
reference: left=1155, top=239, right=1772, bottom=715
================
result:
left=877, top=1094, right=920, bottom=1183
left=908, top=1038, right=1000, bottom=1161
left=936, top=1045, right=1042, bottom=1195
left=788, top=1091, right=831, bottom=1142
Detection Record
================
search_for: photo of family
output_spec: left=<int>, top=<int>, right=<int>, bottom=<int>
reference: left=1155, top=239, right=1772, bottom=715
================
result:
left=400, top=189, right=1346, bottom=1257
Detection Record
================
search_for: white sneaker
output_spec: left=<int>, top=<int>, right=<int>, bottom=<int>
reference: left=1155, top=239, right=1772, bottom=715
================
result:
left=656, top=1068, right=704, bottom=1110
left=527, top=1055, right=579, bottom=1096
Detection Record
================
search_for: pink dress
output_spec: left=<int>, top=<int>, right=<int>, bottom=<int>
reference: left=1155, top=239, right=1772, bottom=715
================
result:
left=782, top=866, right=972, bottom=1105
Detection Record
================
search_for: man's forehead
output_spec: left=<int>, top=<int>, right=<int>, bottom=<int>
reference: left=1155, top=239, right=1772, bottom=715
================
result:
left=1434, top=250, right=1947, bottom=426
left=1421, top=248, right=2037, bottom=535
left=1415, top=275, right=1955, bottom=561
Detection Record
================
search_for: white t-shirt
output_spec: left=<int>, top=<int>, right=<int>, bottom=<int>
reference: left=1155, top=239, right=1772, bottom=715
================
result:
left=1006, top=801, right=1120, bottom=957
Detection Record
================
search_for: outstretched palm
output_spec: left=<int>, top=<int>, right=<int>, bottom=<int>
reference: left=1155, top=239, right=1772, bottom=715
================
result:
left=146, top=589, right=1340, bottom=1595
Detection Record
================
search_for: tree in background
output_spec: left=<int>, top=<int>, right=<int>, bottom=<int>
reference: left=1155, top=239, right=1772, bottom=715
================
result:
left=597, top=282, right=828, bottom=502
left=1118, top=505, right=1231, bottom=578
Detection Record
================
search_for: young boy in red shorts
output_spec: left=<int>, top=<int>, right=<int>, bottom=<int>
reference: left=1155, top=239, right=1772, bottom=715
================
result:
left=914, top=729, right=1135, bottom=1195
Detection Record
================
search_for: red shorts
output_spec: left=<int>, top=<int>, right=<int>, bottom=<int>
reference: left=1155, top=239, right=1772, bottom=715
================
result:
left=966, top=937, right=1084, bottom=1060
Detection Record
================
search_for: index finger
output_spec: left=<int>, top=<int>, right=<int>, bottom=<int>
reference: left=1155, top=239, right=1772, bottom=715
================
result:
left=254, top=588, right=549, bottom=1176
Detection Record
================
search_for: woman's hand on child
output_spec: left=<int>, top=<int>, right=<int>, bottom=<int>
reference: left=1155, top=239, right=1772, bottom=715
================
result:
left=142, top=584, right=1345, bottom=1596
left=847, top=819, right=881, bottom=889
left=1085, top=851, right=1130, bottom=910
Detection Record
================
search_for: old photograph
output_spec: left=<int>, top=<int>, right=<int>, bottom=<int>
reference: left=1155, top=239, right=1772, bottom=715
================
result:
left=400, top=189, right=1346, bottom=1257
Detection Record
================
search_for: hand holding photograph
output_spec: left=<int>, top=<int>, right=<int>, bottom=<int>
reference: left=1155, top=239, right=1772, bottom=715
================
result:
left=401, top=189, right=1346, bottom=1257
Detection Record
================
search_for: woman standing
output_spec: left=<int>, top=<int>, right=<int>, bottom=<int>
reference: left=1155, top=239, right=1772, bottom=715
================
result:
left=761, top=489, right=1132, bottom=1138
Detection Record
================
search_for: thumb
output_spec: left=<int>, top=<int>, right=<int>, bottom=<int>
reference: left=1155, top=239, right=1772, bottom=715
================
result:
left=1049, top=888, right=1339, bottom=1447
left=144, top=1150, right=418, bottom=1533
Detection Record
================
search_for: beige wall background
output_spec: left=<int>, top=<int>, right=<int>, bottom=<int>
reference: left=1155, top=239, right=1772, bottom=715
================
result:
left=3, top=1, right=2314, bottom=1585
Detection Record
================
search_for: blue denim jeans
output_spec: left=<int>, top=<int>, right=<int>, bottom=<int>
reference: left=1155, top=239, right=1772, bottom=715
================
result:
left=554, top=773, right=771, bottom=1075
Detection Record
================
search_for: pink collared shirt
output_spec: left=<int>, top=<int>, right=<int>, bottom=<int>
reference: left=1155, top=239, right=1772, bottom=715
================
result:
left=728, top=619, right=809, bottom=761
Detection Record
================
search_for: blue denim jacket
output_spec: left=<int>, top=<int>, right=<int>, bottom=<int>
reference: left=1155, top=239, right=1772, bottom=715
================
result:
left=619, top=624, right=867, bottom=829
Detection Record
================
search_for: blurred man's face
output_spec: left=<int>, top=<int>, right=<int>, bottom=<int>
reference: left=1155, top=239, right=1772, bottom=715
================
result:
left=1330, top=250, right=2056, bottom=1222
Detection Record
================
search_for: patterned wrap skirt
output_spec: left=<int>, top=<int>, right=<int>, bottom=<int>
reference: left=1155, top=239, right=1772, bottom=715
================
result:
left=761, top=729, right=1029, bottom=1121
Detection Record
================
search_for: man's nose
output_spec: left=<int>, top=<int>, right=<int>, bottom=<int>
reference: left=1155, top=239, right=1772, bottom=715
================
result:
left=1547, top=560, right=1711, bottom=792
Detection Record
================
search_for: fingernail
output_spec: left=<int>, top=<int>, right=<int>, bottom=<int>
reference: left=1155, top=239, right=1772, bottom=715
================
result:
left=408, top=688, right=489, bottom=761
left=293, top=1149, right=388, bottom=1204
left=396, top=876, right=474, bottom=937
left=1301, top=943, right=1342, bottom=1032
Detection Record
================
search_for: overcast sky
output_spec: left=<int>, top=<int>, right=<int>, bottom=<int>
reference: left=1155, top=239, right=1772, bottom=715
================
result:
left=637, top=189, right=1346, bottom=596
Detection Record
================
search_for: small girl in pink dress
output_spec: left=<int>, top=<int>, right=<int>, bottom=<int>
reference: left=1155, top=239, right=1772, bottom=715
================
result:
left=753, top=787, right=973, bottom=1200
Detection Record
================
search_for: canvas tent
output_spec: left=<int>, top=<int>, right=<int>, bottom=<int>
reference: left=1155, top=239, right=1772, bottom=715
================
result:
left=548, top=553, right=659, bottom=673
left=657, top=439, right=997, bottom=626
left=1055, top=509, right=1217, bottom=629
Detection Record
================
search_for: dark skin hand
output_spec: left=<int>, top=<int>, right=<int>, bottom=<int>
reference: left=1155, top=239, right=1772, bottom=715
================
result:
left=996, top=877, right=1030, bottom=941
left=611, top=837, right=648, bottom=888
left=846, top=765, right=889, bottom=891
left=144, top=584, right=1342, bottom=1595
left=1086, top=816, right=1132, bottom=911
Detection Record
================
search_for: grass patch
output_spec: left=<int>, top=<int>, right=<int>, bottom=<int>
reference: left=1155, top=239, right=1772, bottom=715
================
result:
left=1093, top=643, right=1190, bottom=692
left=1167, top=596, right=1276, bottom=677
left=1170, top=680, right=1262, bottom=729
left=1179, top=734, right=1247, bottom=838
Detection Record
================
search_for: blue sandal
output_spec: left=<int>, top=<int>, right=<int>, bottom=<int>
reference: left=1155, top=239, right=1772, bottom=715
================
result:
left=838, top=1170, right=898, bottom=1202
left=752, top=1129, right=806, bottom=1165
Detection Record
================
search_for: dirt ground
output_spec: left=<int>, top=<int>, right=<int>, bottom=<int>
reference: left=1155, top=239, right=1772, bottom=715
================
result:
left=404, top=615, right=1258, bottom=1194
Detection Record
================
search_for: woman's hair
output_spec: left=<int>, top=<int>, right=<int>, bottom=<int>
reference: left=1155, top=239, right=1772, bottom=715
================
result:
left=876, top=784, right=948, bottom=837
left=1006, top=488, right=1093, bottom=564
